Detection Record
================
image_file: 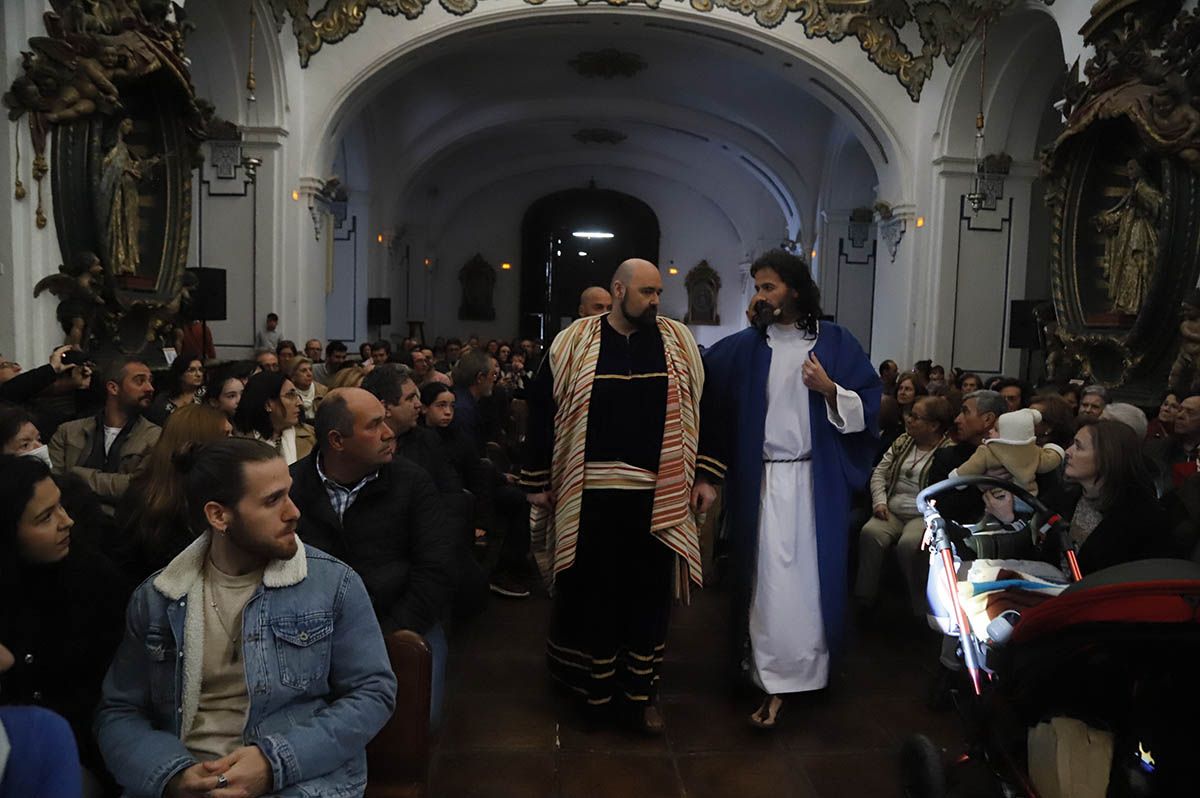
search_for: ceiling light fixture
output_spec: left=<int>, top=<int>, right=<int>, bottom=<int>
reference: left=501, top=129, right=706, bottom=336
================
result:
left=572, top=231, right=614, bottom=239
left=578, top=251, right=588, bottom=257
left=501, top=262, right=512, bottom=270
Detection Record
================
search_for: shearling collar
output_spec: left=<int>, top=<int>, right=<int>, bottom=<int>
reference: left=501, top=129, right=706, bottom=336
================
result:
left=152, top=530, right=307, bottom=600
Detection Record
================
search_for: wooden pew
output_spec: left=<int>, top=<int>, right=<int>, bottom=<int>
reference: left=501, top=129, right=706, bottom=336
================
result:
left=365, top=630, right=432, bottom=798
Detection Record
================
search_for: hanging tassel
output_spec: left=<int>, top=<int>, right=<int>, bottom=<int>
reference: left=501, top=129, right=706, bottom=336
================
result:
left=246, top=0, right=257, bottom=102
left=33, top=153, right=47, bottom=229
left=14, top=131, right=26, bottom=200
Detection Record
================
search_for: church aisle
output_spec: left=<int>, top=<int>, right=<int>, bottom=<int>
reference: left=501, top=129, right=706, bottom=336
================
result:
left=430, top=585, right=984, bottom=797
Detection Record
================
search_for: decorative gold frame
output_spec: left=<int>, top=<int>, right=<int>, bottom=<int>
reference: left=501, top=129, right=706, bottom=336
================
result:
left=267, top=0, right=1052, bottom=101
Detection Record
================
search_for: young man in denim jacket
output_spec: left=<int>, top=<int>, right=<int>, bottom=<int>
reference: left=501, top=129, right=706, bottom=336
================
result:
left=95, top=438, right=397, bottom=798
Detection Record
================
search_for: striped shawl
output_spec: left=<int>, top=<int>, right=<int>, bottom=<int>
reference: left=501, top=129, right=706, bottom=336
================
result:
left=531, top=314, right=705, bottom=598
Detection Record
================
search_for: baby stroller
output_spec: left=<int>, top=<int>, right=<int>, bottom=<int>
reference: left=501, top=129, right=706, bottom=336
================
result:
left=900, top=475, right=1200, bottom=798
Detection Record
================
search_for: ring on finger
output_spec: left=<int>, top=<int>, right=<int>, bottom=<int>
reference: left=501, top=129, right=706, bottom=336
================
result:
left=216, top=774, right=229, bottom=788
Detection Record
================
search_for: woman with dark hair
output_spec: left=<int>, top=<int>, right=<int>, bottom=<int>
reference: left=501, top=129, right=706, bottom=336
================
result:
left=232, top=371, right=313, bottom=465
left=145, top=356, right=205, bottom=426
left=957, top=372, right=982, bottom=394
left=1147, top=390, right=1180, bottom=441
left=1029, top=393, right=1077, bottom=449
left=697, top=248, right=881, bottom=727
left=275, top=339, right=298, bottom=374
left=1056, top=420, right=1174, bottom=572
left=496, top=342, right=512, bottom=368
left=1059, top=383, right=1083, bottom=415
left=894, top=371, right=928, bottom=419
left=421, top=381, right=494, bottom=547
left=0, top=454, right=127, bottom=793
left=0, top=403, right=48, bottom=463
left=205, top=363, right=247, bottom=420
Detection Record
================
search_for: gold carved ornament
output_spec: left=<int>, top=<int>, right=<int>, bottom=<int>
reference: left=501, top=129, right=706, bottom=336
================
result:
left=269, top=0, right=1053, bottom=101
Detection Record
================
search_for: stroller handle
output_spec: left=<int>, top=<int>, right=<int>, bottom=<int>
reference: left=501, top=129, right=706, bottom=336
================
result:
left=916, top=475, right=1054, bottom=521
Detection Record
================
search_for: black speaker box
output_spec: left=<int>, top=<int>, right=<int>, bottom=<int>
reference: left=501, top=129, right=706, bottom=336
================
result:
left=186, top=267, right=227, bottom=321
left=1008, top=299, right=1041, bottom=350
left=367, top=297, right=392, bottom=327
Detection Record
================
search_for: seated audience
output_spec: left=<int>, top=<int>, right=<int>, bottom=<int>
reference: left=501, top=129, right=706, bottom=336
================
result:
left=497, top=342, right=512, bottom=369
left=253, top=349, right=279, bottom=374
left=1050, top=420, right=1175, bottom=572
left=1146, top=393, right=1200, bottom=490
left=1078, top=384, right=1108, bottom=419
left=358, top=341, right=374, bottom=363
left=894, top=370, right=927, bottom=420
left=0, top=346, right=76, bottom=406
left=952, top=407, right=1064, bottom=497
left=856, top=396, right=954, bottom=611
left=451, top=350, right=499, bottom=456
left=994, top=377, right=1029, bottom=412
left=289, top=389, right=453, bottom=720
left=116, top=404, right=232, bottom=578
left=0, top=404, right=48, bottom=462
left=49, top=357, right=160, bottom=516
left=145, top=356, right=206, bottom=427
left=1147, top=390, right=1180, bottom=441
left=96, top=439, right=397, bottom=798
left=957, top=372, right=982, bottom=393
left=1058, top=382, right=1082, bottom=415
left=363, top=365, right=488, bottom=617
left=0, top=455, right=127, bottom=792
left=1101, top=402, right=1149, bottom=440
left=878, top=359, right=899, bottom=397
left=371, top=340, right=392, bottom=366
left=303, top=339, right=323, bottom=362
left=275, top=339, right=297, bottom=374
left=926, top=390, right=1005, bottom=528
left=205, top=364, right=247, bottom=420
left=876, top=395, right=903, bottom=461
left=1028, top=392, right=1077, bottom=448
left=285, top=356, right=327, bottom=422
left=233, top=372, right=313, bottom=466
left=927, top=364, right=947, bottom=394
left=330, top=364, right=367, bottom=389
left=312, top=340, right=347, bottom=386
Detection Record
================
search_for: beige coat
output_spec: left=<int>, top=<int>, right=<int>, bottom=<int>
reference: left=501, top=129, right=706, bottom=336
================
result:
left=49, top=414, right=162, bottom=511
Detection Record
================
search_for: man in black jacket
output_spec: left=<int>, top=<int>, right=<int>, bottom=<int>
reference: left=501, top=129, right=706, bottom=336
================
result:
left=926, top=389, right=1005, bottom=526
left=291, top=387, right=455, bottom=722
left=290, top=388, right=454, bottom=634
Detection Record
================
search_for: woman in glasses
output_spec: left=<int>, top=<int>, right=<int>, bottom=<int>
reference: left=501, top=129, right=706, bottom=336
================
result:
left=232, top=371, right=314, bottom=465
left=145, top=356, right=206, bottom=426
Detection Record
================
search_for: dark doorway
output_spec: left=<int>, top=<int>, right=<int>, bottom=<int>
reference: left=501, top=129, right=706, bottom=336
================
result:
left=520, top=186, right=660, bottom=340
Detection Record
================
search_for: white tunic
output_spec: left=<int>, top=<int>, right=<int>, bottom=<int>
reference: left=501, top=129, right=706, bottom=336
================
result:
left=750, top=323, right=865, bottom=694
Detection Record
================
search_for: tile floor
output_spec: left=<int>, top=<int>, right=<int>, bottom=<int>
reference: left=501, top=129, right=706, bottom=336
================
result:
left=427, top=583, right=999, bottom=797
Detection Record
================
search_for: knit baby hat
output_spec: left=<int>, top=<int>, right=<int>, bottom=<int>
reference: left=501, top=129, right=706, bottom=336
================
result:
left=988, top=407, right=1041, bottom=446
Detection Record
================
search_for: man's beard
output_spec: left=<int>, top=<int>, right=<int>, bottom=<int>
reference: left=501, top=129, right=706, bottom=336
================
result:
left=226, top=512, right=298, bottom=562
left=622, top=296, right=658, bottom=330
left=751, top=299, right=782, bottom=332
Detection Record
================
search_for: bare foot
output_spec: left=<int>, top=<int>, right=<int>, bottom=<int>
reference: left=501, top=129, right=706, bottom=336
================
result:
left=749, top=694, right=784, bottom=729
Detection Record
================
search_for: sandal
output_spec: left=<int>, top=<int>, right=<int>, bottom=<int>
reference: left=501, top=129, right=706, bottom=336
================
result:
left=748, top=694, right=784, bottom=729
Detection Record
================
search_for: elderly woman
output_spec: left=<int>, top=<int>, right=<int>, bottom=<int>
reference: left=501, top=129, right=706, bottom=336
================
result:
left=285, top=355, right=328, bottom=422
left=855, top=396, right=955, bottom=611
left=232, top=371, right=314, bottom=465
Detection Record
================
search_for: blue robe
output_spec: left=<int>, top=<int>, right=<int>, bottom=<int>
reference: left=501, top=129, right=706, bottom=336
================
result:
left=700, top=323, right=881, bottom=659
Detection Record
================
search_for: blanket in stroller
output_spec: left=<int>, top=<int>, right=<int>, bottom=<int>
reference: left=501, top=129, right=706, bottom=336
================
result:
left=929, top=557, right=1069, bottom=641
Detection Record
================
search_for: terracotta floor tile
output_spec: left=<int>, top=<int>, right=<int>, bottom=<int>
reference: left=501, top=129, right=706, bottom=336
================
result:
left=772, top=693, right=895, bottom=754
left=558, top=753, right=683, bottom=798
left=662, top=695, right=783, bottom=754
left=428, top=751, right=556, bottom=798
left=438, top=685, right=558, bottom=752
left=795, top=749, right=906, bottom=798
left=678, top=751, right=817, bottom=798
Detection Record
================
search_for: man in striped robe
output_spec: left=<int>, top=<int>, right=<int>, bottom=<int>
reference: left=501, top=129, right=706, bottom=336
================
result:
left=519, top=259, right=718, bottom=733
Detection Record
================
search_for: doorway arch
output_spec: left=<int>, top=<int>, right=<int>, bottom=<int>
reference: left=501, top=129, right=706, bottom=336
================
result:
left=520, top=187, right=660, bottom=339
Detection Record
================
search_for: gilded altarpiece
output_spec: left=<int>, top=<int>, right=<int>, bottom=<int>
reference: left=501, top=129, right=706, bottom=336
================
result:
left=1042, top=0, right=1200, bottom=399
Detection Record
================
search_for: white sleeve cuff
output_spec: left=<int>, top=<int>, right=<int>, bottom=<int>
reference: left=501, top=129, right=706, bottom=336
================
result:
left=826, top=385, right=866, bottom=434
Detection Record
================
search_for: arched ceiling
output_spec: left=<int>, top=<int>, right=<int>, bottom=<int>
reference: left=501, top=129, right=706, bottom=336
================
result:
left=332, top=13, right=885, bottom=241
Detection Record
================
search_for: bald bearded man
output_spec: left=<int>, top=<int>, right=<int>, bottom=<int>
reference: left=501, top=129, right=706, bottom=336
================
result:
left=521, top=259, right=708, bottom=734
left=578, top=286, right=613, bottom=317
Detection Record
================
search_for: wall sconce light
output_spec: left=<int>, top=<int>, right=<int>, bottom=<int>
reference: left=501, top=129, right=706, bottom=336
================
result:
left=810, top=248, right=817, bottom=260
left=377, top=234, right=384, bottom=244
left=668, top=267, right=679, bottom=276
left=501, top=262, right=512, bottom=270
left=291, top=190, right=300, bottom=201
left=423, top=258, right=432, bottom=267
left=916, top=216, right=925, bottom=228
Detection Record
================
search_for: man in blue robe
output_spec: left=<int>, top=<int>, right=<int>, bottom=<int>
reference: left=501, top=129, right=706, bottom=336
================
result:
left=694, top=249, right=880, bottom=727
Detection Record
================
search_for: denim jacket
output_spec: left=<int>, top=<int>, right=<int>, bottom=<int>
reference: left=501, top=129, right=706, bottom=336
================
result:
left=95, top=533, right=397, bottom=798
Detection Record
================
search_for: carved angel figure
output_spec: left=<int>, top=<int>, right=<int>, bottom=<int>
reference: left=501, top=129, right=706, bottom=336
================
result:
left=34, top=251, right=108, bottom=347
left=1094, top=160, right=1163, bottom=316
left=100, top=117, right=160, bottom=275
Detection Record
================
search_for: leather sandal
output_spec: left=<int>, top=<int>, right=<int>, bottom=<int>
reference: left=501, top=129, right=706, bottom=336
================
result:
left=748, top=694, right=784, bottom=729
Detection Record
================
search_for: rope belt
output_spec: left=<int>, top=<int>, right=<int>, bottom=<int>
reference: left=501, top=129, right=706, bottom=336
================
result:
left=764, top=453, right=812, bottom=463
